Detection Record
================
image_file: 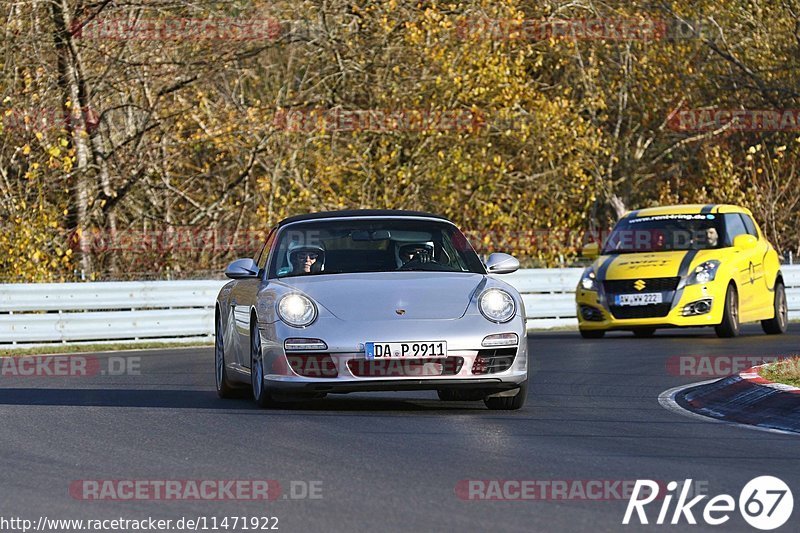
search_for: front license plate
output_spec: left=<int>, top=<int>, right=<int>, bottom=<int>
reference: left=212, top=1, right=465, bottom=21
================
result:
left=365, top=341, right=447, bottom=359
left=615, top=293, right=663, bottom=306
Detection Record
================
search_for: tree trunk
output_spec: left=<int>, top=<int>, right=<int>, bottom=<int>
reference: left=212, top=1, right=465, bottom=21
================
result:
left=51, top=0, right=94, bottom=276
left=609, top=193, right=627, bottom=219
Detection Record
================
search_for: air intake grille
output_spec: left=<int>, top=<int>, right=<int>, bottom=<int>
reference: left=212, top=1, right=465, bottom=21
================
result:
left=472, top=348, right=517, bottom=375
left=348, top=357, right=463, bottom=378
left=603, top=277, right=680, bottom=293
left=609, top=304, right=672, bottom=319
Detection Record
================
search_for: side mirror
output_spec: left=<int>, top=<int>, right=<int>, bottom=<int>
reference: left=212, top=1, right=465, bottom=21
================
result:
left=582, top=242, right=600, bottom=259
left=225, top=258, right=259, bottom=279
left=485, top=253, right=519, bottom=274
left=733, top=234, right=757, bottom=250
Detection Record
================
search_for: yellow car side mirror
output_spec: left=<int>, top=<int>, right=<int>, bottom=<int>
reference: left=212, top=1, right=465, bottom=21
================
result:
left=582, top=242, right=600, bottom=259
left=733, top=234, right=757, bottom=250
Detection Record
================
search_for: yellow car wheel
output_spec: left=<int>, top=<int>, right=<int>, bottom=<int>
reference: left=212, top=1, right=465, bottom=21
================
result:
left=761, top=281, right=788, bottom=335
left=715, top=284, right=740, bottom=338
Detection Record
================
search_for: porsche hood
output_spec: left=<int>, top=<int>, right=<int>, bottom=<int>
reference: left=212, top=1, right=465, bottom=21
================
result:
left=278, top=272, right=486, bottom=321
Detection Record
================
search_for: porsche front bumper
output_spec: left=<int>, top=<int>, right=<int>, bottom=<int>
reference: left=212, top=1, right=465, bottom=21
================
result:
left=252, top=313, right=529, bottom=394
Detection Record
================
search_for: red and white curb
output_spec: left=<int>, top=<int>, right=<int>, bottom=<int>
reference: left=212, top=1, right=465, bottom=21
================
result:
left=659, top=364, right=800, bottom=436
left=739, top=363, right=800, bottom=394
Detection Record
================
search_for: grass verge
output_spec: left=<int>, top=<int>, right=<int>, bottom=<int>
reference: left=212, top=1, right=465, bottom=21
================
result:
left=0, top=340, right=212, bottom=357
left=759, top=356, right=800, bottom=388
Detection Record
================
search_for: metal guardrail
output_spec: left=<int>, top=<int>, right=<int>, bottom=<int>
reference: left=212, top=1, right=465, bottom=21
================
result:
left=1, top=267, right=799, bottom=346
left=0, top=280, right=226, bottom=347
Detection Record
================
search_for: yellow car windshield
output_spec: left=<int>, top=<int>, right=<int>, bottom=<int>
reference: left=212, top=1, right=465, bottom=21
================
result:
left=602, top=214, right=724, bottom=254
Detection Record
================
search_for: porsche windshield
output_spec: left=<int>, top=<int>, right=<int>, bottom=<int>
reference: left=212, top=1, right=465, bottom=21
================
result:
left=602, top=214, right=724, bottom=254
left=270, top=219, right=486, bottom=278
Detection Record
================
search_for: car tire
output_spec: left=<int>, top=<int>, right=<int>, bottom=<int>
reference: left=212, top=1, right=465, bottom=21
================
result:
left=632, top=327, right=656, bottom=338
left=251, top=324, right=276, bottom=408
left=484, top=381, right=527, bottom=410
left=715, top=284, right=740, bottom=338
left=579, top=329, right=605, bottom=339
left=215, top=310, right=241, bottom=399
left=761, top=281, right=788, bottom=335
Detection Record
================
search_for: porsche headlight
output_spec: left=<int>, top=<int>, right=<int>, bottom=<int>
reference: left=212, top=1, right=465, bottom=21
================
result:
left=479, top=289, right=516, bottom=323
left=686, top=260, right=721, bottom=286
left=580, top=267, right=598, bottom=291
left=277, top=294, right=317, bottom=327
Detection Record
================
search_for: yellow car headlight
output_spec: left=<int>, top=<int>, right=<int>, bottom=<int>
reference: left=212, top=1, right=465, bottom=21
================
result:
left=579, top=267, right=598, bottom=291
left=686, top=260, right=720, bottom=285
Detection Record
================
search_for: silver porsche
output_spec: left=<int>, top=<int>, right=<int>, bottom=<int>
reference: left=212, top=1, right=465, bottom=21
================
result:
left=214, top=210, right=529, bottom=410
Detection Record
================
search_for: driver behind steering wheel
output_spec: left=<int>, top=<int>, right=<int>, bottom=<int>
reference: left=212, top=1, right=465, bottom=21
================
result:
left=398, top=243, right=434, bottom=266
left=287, top=242, right=325, bottom=275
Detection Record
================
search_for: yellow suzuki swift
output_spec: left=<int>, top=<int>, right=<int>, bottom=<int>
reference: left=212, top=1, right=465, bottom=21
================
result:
left=576, top=204, right=787, bottom=338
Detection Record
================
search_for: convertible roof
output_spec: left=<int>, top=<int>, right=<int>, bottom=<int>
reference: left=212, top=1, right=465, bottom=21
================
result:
left=278, top=209, right=451, bottom=226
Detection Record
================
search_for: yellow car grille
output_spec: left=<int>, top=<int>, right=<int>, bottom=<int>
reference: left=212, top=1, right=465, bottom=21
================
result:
left=603, top=277, right=680, bottom=293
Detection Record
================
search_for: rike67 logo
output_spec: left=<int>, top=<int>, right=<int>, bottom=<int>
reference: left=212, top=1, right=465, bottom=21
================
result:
left=623, top=477, right=793, bottom=530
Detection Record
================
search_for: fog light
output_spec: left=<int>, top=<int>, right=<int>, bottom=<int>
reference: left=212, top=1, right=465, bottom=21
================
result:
left=695, top=300, right=711, bottom=314
left=682, top=298, right=713, bottom=316
left=284, top=338, right=328, bottom=351
left=481, top=333, right=519, bottom=347
left=580, top=305, right=604, bottom=322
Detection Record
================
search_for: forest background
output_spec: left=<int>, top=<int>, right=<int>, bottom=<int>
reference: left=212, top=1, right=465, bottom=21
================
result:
left=2, top=0, right=799, bottom=281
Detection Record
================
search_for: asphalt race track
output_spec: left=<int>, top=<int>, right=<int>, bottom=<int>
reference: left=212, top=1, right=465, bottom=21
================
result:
left=1, top=325, right=798, bottom=532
